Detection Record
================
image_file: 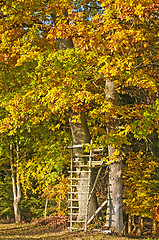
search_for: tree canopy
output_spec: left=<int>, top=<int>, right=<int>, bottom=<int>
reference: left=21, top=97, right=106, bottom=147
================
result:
left=0, top=0, right=158, bottom=232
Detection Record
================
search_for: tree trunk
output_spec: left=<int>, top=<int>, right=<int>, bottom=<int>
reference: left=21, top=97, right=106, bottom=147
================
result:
left=9, top=139, right=21, bottom=224
left=69, top=110, right=98, bottom=220
left=56, top=34, right=98, bottom=220
left=106, top=146, right=123, bottom=232
left=105, top=80, right=123, bottom=233
left=45, top=198, right=48, bottom=219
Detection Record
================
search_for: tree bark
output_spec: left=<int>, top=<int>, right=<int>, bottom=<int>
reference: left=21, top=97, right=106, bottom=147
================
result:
left=45, top=198, right=48, bottom=219
left=105, top=80, right=123, bottom=233
left=9, top=139, right=21, bottom=224
left=55, top=32, right=98, bottom=220
left=106, top=146, right=123, bottom=232
left=69, top=109, right=98, bottom=220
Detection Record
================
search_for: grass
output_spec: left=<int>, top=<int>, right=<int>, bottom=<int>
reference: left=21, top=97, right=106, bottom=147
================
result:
left=0, top=223, right=158, bottom=240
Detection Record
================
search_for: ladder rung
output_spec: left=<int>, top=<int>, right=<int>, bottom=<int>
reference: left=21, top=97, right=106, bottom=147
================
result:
left=68, top=227, right=85, bottom=230
left=74, top=153, right=105, bottom=158
left=69, top=220, right=86, bottom=223
left=68, top=199, right=88, bottom=201
left=68, top=206, right=79, bottom=209
left=92, top=161, right=104, bottom=165
left=76, top=161, right=103, bottom=165
left=65, top=144, right=89, bottom=149
left=75, top=161, right=105, bottom=166
left=68, top=171, right=91, bottom=173
left=75, top=165, right=91, bottom=168
left=74, top=155, right=90, bottom=158
left=68, top=213, right=85, bottom=216
left=68, top=192, right=89, bottom=194
left=93, top=149, right=105, bottom=153
left=68, top=185, right=90, bottom=187
left=68, top=178, right=90, bottom=180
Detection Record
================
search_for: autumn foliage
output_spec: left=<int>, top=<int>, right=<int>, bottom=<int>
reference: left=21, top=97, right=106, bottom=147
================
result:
left=0, top=0, right=158, bottom=235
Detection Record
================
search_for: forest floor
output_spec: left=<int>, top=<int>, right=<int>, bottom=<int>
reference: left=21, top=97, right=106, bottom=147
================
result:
left=0, top=223, right=158, bottom=240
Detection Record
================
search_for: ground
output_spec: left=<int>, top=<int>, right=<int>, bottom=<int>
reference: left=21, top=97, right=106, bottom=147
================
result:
left=0, top=223, right=158, bottom=240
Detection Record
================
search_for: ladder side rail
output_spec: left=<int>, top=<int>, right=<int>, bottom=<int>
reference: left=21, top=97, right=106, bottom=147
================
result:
left=70, top=147, right=73, bottom=231
left=84, top=140, right=92, bottom=231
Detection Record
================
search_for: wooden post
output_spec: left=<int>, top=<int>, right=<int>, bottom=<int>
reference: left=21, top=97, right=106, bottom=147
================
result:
left=128, top=215, right=132, bottom=235
left=138, top=216, right=143, bottom=236
left=152, top=219, right=157, bottom=237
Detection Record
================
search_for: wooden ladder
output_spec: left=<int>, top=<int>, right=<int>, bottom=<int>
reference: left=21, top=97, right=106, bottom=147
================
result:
left=68, top=143, right=92, bottom=231
left=67, top=142, right=107, bottom=231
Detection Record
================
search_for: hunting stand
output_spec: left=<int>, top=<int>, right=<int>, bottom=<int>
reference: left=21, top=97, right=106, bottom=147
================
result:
left=65, top=141, right=109, bottom=231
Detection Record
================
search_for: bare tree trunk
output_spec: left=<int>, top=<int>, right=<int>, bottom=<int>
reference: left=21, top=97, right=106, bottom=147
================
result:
left=9, top=139, right=21, bottom=224
left=105, top=80, right=123, bottom=233
left=45, top=198, right=48, bottom=219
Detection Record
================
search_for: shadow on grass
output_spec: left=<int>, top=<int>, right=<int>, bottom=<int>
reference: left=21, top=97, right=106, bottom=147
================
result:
left=0, top=224, right=157, bottom=240
left=0, top=223, right=66, bottom=239
left=0, top=225, right=86, bottom=240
